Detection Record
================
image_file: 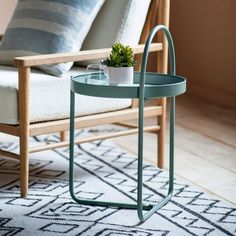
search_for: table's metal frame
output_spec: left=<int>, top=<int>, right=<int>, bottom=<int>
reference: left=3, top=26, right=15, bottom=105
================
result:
left=69, top=25, right=185, bottom=222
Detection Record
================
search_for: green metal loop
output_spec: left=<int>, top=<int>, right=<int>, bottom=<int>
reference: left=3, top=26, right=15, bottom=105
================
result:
left=137, top=25, right=176, bottom=221
left=140, top=24, right=176, bottom=88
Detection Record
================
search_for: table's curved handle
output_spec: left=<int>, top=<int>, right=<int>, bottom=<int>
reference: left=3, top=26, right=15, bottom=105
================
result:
left=139, top=25, right=176, bottom=97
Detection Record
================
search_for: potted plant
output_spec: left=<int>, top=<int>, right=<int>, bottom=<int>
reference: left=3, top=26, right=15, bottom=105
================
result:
left=102, top=43, right=136, bottom=84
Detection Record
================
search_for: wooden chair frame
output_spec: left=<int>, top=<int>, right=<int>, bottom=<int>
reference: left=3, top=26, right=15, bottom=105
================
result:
left=0, top=0, right=170, bottom=197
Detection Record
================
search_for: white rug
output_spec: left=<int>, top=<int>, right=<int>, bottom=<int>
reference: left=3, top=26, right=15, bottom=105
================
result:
left=0, top=130, right=235, bottom=235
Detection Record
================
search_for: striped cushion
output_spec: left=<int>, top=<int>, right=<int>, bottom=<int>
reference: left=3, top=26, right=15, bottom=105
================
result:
left=0, top=0, right=105, bottom=76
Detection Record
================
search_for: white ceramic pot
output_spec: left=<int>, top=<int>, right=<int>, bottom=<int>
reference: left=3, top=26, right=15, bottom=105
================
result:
left=107, top=67, right=133, bottom=84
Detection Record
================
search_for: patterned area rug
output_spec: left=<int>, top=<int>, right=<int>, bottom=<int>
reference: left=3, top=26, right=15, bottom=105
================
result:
left=0, top=130, right=235, bottom=236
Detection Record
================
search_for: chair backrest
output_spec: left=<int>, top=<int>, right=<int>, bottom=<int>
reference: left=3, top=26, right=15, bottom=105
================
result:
left=79, top=0, right=151, bottom=66
left=82, top=0, right=151, bottom=48
left=80, top=0, right=170, bottom=73
left=138, top=0, right=170, bottom=73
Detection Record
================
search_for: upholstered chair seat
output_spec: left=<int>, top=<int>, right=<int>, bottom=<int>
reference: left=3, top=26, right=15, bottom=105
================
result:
left=0, top=65, right=131, bottom=124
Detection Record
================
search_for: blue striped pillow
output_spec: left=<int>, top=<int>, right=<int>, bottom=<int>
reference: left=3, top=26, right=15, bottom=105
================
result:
left=0, top=0, right=105, bottom=76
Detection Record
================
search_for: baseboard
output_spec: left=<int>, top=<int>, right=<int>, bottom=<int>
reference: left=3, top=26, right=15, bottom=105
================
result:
left=187, top=82, right=236, bottom=109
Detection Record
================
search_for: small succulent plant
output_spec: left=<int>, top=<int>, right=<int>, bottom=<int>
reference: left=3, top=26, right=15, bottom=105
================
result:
left=102, top=43, right=136, bottom=67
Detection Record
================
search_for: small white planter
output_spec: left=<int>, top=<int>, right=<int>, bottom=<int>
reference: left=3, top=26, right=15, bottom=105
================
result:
left=107, top=67, right=133, bottom=84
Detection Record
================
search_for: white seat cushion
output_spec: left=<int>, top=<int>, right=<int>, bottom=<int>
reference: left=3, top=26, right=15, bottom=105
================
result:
left=0, top=65, right=131, bottom=124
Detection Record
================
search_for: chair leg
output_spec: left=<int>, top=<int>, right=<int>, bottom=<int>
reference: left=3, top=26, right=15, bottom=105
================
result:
left=18, top=66, right=30, bottom=198
left=20, top=133, right=29, bottom=198
left=60, top=131, right=67, bottom=141
left=158, top=125, right=165, bottom=168
left=157, top=98, right=166, bottom=168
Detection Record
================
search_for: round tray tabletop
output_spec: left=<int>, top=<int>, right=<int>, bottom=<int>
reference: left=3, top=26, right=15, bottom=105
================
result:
left=71, top=72, right=186, bottom=99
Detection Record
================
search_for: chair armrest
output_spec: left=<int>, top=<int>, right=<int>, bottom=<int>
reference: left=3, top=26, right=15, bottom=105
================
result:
left=0, top=34, right=3, bottom=41
left=14, top=43, right=163, bottom=67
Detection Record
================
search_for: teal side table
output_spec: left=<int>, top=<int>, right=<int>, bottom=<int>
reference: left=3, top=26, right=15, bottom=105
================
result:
left=69, top=25, right=186, bottom=222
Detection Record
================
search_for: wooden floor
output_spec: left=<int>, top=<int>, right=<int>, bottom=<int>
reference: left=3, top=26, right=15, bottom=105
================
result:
left=112, top=95, right=236, bottom=207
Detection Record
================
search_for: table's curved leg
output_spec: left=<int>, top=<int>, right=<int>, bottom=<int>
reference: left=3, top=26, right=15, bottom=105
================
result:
left=137, top=24, right=176, bottom=222
left=69, top=89, right=153, bottom=210
left=137, top=96, right=175, bottom=222
left=69, top=90, right=76, bottom=202
left=69, top=90, right=175, bottom=221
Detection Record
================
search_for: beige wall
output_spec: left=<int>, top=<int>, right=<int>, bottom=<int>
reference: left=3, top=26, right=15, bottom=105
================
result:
left=170, top=0, right=236, bottom=108
left=0, top=0, right=235, bottom=107
left=0, top=1, right=17, bottom=34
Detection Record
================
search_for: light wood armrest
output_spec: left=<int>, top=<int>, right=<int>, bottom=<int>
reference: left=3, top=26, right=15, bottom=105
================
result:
left=14, top=43, right=163, bottom=67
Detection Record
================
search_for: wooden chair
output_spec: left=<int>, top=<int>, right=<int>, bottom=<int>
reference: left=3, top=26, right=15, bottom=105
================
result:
left=0, top=0, right=170, bottom=197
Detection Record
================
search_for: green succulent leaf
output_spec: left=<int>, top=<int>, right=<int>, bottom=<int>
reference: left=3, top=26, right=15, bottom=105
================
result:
left=102, top=43, right=137, bottom=67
